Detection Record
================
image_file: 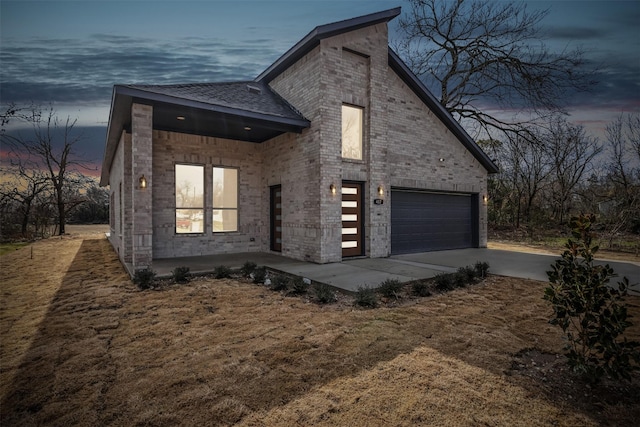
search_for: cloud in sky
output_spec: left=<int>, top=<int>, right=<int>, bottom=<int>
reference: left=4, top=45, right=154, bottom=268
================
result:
left=1, top=0, right=638, bottom=155
left=1, top=34, right=283, bottom=105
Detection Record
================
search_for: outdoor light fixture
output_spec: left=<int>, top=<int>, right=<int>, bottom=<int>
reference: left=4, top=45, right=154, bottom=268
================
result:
left=439, top=157, right=445, bottom=162
left=139, top=175, right=147, bottom=189
left=483, top=194, right=488, bottom=204
left=176, top=116, right=185, bottom=121
left=330, top=183, right=336, bottom=195
left=244, top=126, right=252, bottom=131
left=378, top=185, right=384, bottom=196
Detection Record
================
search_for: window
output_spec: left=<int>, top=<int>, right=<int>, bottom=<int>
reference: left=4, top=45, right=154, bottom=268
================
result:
left=175, top=164, right=204, bottom=234
left=342, top=104, right=363, bottom=160
left=212, top=167, right=238, bottom=232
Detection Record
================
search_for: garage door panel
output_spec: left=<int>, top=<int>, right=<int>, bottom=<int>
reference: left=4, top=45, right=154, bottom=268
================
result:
left=391, top=190, right=474, bottom=254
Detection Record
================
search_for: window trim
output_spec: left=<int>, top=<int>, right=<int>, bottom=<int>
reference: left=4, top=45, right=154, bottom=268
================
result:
left=212, top=165, right=239, bottom=233
left=175, top=163, right=205, bottom=235
left=341, top=103, right=364, bottom=161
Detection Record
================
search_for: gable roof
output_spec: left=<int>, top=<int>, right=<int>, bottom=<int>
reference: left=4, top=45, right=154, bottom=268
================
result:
left=101, top=6, right=498, bottom=186
left=257, top=7, right=402, bottom=83
left=118, top=81, right=307, bottom=122
left=255, top=6, right=497, bottom=174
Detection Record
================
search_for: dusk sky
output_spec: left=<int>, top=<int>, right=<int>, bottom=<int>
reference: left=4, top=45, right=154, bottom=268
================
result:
left=1, top=0, right=639, bottom=175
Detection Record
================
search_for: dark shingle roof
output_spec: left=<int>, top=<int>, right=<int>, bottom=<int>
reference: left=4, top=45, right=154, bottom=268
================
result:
left=121, top=81, right=305, bottom=121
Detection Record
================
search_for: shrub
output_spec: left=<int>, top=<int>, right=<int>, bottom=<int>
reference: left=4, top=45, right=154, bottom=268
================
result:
left=291, top=276, right=309, bottom=295
left=313, top=283, right=336, bottom=304
left=133, top=268, right=156, bottom=289
left=412, top=280, right=431, bottom=297
left=355, top=286, right=378, bottom=308
left=252, top=266, right=267, bottom=284
left=241, top=261, right=257, bottom=277
left=434, top=273, right=455, bottom=291
left=377, top=278, right=403, bottom=299
left=213, top=265, right=232, bottom=279
left=544, top=214, right=640, bottom=382
left=452, top=270, right=467, bottom=287
left=172, top=266, right=190, bottom=283
left=457, top=266, right=477, bottom=284
left=474, top=261, right=490, bottom=279
left=270, top=274, right=289, bottom=291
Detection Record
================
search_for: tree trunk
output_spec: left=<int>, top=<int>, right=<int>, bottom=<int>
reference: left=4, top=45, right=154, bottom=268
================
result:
left=57, top=187, right=65, bottom=235
left=21, top=200, right=31, bottom=237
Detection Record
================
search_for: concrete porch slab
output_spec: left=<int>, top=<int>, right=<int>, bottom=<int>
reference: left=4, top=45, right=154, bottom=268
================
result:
left=150, top=249, right=639, bottom=295
left=151, top=252, right=446, bottom=293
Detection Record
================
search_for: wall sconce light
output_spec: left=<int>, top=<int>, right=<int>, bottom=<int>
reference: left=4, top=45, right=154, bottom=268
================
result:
left=378, top=185, right=384, bottom=196
left=482, top=194, right=488, bottom=204
left=139, top=175, right=147, bottom=189
left=330, top=183, right=336, bottom=195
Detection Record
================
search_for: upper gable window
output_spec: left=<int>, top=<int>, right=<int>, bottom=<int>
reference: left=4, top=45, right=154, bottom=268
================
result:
left=342, top=104, right=363, bottom=160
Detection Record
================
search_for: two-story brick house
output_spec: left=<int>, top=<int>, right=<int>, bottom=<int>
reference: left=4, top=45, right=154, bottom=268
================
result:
left=100, top=7, right=498, bottom=274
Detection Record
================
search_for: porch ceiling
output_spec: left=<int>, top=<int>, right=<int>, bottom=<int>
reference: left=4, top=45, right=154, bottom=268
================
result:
left=151, top=101, right=303, bottom=143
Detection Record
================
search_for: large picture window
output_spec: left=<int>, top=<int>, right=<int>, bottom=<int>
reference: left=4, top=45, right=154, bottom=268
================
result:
left=213, top=167, right=238, bottom=232
left=342, top=104, right=363, bottom=160
left=175, top=164, right=204, bottom=234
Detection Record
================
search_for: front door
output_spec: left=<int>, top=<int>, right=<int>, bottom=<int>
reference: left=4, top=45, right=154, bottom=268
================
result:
left=341, top=182, right=363, bottom=257
left=270, top=185, right=282, bottom=252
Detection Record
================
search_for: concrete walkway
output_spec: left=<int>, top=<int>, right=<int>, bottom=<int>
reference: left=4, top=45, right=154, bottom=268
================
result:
left=152, top=249, right=640, bottom=294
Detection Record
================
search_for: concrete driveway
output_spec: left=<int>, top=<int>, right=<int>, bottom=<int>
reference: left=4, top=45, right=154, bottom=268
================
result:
left=342, top=248, right=639, bottom=293
left=392, top=248, right=638, bottom=280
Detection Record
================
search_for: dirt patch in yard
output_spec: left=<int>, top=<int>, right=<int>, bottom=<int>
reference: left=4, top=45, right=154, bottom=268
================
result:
left=1, top=227, right=639, bottom=426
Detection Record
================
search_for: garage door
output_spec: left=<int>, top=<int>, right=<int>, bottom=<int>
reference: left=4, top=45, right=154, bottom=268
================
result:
left=391, top=190, right=477, bottom=254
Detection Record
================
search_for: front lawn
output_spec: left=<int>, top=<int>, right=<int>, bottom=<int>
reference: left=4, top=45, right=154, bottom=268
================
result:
left=1, top=231, right=638, bottom=426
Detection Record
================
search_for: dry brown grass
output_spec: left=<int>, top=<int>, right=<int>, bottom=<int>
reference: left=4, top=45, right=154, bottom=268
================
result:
left=1, top=227, right=639, bottom=426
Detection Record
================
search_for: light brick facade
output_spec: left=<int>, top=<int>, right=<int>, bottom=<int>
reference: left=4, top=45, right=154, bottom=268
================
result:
left=103, top=9, right=494, bottom=272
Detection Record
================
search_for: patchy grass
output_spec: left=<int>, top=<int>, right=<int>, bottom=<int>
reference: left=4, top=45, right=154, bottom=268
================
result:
left=489, top=227, right=640, bottom=262
left=0, top=242, right=30, bottom=256
left=1, top=228, right=639, bottom=426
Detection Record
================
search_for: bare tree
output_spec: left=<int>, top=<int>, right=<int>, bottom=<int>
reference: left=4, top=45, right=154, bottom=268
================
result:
left=601, top=114, right=640, bottom=240
left=1, top=106, right=93, bottom=235
left=545, top=117, right=601, bottom=224
left=396, top=0, right=595, bottom=139
left=0, top=160, right=50, bottom=237
left=507, top=132, right=553, bottom=227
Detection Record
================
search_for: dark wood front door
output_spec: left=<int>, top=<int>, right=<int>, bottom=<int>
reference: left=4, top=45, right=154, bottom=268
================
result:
left=341, top=182, right=363, bottom=257
left=270, top=185, right=282, bottom=252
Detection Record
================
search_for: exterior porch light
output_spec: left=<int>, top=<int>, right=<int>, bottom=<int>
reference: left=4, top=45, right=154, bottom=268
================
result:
left=244, top=126, right=252, bottom=131
left=377, top=185, right=384, bottom=196
left=483, top=194, right=488, bottom=204
left=330, top=183, right=336, bottom=195
left=139, top=175, right=147, bottom=189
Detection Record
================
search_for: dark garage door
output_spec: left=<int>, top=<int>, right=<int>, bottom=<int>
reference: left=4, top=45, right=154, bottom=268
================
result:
left=391, top=190, right=477, bottom=254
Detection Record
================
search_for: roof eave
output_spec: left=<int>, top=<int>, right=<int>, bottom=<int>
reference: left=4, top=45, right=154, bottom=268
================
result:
left=100, top=87, right=127, bottom=186
left=256, top=7, right=402, bottom=83
left=117, top=85, right=310, bottom=128
left=388, top=49, right=499, bottom=174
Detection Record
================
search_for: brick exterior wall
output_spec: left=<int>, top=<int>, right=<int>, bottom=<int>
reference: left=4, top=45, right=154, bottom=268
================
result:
left=386, top=70, right=489, bottom=247
left=106, top=19, right=489, bottom=267
left=131, top=103, right=153, bottom=269
left=151, top=130, right=264, bottom=259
